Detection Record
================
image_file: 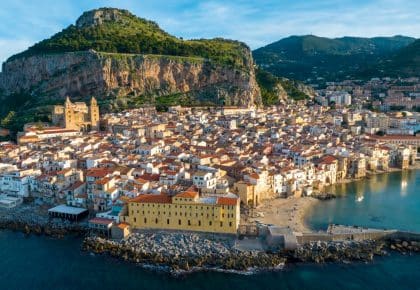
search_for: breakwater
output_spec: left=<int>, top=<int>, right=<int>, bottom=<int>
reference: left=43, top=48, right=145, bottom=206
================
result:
left=82, top=232, right=286, bottom=274
left=81, top=225, right=420, bottom=275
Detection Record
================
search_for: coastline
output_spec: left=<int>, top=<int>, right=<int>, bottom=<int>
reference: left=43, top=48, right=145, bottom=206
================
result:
left=251, top=164, right=420, bottom=234
left=333, top=163, right=420, bottom=186
left=0, top=203, right=87, bottom=237
left=82, top=232, right=287, bottom=275
left=0, top=166, right=419, bottom=275
left=248, top=196, right=319, bottom=233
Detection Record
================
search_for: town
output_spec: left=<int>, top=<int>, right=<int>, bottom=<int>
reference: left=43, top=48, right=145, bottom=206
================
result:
left=1, top=78, right=419, bottom=240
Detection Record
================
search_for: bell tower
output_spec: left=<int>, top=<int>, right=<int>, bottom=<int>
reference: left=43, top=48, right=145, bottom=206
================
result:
left=89, top=97, right=100, bottom=130
left=64, top=96, right=76, bottom=129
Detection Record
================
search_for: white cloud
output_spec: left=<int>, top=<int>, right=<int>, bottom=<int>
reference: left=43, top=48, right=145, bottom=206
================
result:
left=0, top=0, right=419, bottom=63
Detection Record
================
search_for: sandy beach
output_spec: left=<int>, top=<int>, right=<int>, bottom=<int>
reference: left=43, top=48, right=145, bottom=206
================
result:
left=246, top=197, right=319, bottom=233
left=244, top=164, right=420, bottom=234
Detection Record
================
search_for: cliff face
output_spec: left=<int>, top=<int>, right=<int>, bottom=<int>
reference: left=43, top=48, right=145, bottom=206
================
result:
left=0, top=50, right=261, bottom=107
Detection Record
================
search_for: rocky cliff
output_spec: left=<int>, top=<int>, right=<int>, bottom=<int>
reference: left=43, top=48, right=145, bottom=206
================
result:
left=0, top=50, right=261, bottom=107
left=0, top=7, right=262, bottom=129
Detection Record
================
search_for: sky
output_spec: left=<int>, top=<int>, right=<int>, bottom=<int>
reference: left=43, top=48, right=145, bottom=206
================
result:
left=0, top=0, right=419, bottom=64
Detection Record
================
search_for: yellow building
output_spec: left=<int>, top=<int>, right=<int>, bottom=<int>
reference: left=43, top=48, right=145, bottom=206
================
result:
left=123, top=190, right=240, bottom=234
left=233, top=181, right=256, bottom=206
left=52, top=96, right=100, bottom=131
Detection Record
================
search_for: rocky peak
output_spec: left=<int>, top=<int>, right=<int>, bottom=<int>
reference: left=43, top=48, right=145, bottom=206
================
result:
left=75, top=8, right=129, bottom=28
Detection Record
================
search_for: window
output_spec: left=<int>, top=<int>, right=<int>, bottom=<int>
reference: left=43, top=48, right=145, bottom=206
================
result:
left=229, top=222, right=232, bottom=227
left=220, top=222, right=223, bottom=227
left=167, top=219, right=170, bottom=225
left=188, top=220, right=191, bottom=226
left=178, top=220, right=181, bottom=225
left=134, top=217, right=136, bottom=222
left=198, top=221, right=201, bottom=226
left=144, top=218, right=147, bottom=223
left=209, top=221, right=212, bottom=226
left=155, top=218, right=158, bottom=224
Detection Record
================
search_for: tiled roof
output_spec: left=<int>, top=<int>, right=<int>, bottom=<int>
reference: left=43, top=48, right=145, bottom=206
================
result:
left=217, top=197, right=238, bottom=206
left=175, top=191, right=198, bottom=199
left=130, top=194, right=172, bottom=204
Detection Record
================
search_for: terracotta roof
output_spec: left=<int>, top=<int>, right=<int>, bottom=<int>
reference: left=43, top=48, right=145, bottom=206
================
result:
left=217, top=197, right=238, bottom=206
left=138, top=173, right=160, bottom=182
left=175, top=191, right=198, bottom=199
left=116, top=222, right=130, bottom=229
left=95, top=177, right=111, bottom=185
left=318, top=155, right=338, bottom=164
left=130, top=194, right=172, bottom=204
left=86, top=168, right=110, bottom=178
left=249, top=172, right=259, bottom=179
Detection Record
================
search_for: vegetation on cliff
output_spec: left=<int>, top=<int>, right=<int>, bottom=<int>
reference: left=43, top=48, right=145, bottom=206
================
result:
left=0, top=8, right=262, bottom=134
left=256, top=68, right=310, bottom=105
left=9, top=8, right=250, bottom=70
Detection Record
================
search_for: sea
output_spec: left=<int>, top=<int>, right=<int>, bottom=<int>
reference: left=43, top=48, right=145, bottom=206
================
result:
left=0, top=170, right=419, bottom=290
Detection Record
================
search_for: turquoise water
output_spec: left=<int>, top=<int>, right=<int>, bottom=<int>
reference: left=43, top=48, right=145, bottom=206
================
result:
left=0, top=170, right=419, bottom=290
left=306, top=170, right=420, bottom=231
left=1, top=231, right=420, bottom=290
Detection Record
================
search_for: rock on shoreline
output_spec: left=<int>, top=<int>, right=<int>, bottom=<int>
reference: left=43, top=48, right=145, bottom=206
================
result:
left=82, top=232, right=286, bottom=273
left=293, top=240, right=387, bottom=263
left=0, top=204, right=87, bottom=238
left=82, top=232, right=420, bottom=274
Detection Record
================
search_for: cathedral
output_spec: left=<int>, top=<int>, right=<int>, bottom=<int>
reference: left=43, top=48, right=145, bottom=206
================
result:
left=52, top=97, right=100, bottom=131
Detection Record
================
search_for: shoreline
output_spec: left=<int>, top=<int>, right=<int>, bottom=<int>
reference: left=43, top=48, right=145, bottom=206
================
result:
left=0, top=203, right=87, bottom=238
left=333, top=163, right=420, bottom=187
left=251, top=164, right=420, bottom=234
left=248, top=197, right=320, bottom=233
left=0, top=167, right=419, bottom=275
left=82, top=231, right=420, bottom=276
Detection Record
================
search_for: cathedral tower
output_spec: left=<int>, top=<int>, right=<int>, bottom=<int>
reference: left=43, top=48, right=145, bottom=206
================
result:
left=89, top=97, right=100, bottom=130
left=64, top=96, right=76, bottom=129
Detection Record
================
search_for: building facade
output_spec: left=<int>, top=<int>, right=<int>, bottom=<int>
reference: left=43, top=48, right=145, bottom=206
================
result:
left=123, top=190, right=240, bottom=234
left=52, top=97, right=100, bottom=131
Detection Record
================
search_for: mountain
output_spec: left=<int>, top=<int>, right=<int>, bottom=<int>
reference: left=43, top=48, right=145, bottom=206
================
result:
left=361, top=39, right=420, bottom=78
left=253, top=35, right=416, bottom=82
left=0, top=8, right=261, bottom=132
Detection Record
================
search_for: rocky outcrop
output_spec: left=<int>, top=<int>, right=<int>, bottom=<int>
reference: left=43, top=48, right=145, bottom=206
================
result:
left=388, top=239, right=420, bottom=254
left=76, top=8, right=125, bottom=28
left=293, top=240, right=387, bottom=263
left=82, top=232, right=285, bottom=274
left=0, top=50, right=261, bottom=107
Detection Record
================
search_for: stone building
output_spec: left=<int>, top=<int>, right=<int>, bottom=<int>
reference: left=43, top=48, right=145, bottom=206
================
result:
left=52, top=97, right=100, bottom=131
left=123, top=190, right=240, bottom=234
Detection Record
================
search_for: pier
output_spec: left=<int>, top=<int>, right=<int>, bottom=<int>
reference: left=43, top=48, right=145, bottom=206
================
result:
left=48, top=205, right=88, bottom=221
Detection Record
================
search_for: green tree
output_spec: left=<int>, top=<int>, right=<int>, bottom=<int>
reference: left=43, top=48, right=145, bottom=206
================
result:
left=0, top=111, right=16, bottom=128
